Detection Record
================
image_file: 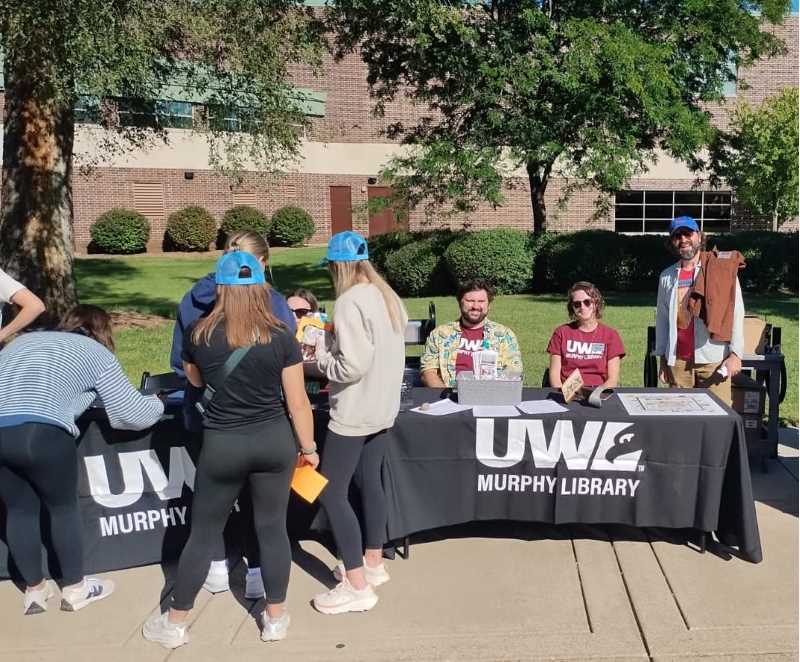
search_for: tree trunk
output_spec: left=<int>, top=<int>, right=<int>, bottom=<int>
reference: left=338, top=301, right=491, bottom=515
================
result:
left=0, top=57, right=76, bottom=325
left=526, top=160, right=549, bottom=234
left=772, top=207, right=779, bottom=232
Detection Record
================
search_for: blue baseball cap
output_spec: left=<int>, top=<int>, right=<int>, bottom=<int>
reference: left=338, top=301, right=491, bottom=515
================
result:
left=215, top=251, right=266, bottom=286
left=320, top=230, right=369, bottom=265
left=669, top=216, right=700, bottom=235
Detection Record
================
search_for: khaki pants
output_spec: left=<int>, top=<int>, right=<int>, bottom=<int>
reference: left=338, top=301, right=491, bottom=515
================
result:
left=667, top=358, right=732, bottom=406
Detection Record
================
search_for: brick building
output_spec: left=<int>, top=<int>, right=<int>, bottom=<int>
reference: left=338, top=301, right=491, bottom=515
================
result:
left=2, top=11, right=797, bottom=253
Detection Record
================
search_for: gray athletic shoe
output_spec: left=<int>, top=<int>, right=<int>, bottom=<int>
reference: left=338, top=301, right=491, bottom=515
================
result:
left=260, top=610, right=290, bottom=642
left=23, top=582, right=54, bottom=615
left=142, top=611, right=189, bottom=649
left=60, top=577, right=114, bottom=612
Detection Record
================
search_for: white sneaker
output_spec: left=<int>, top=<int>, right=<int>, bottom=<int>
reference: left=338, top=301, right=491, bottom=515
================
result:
left=333, top=560, right=390, bottom=587
left=313, top=579, right=378, bottom=615
left=245, top=569, right=265, bottom=600
left=202, top=566, right=230, bottom=594
left=60, top=577, right=114, bottom=612
left=260, top=610, right=290, bottom=642
left=142, top=611, right=189, bottom=649
left=23, top=582, right=54, bottom=615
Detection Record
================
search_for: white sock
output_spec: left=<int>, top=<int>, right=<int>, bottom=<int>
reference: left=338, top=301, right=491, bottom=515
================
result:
left=247, top=567, right=261, bottom=577
left=209, top=560, right=228, bottom=573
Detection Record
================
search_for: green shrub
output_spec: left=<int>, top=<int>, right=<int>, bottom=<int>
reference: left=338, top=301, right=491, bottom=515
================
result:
left=220, top=205, right=271, bottom=240
left=269, top=206, right=315, bottom=246
left=534, top=230, right=627, bottom=293
left=710, top=231, right=798, bottom=293
left=165, top=206, right=217, bottom=251
left=444, top=228, right=535, bottom=294
left=616, top=235, right=674, bottom=291
left=89, top=209, right=150, bottom=254
left=368, top=231, right=417, bottom=275
left=384, top=233, right=456, bottom=296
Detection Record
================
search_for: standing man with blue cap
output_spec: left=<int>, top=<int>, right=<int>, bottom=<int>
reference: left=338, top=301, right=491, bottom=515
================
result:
left=655, top=216, right=745, bottom=405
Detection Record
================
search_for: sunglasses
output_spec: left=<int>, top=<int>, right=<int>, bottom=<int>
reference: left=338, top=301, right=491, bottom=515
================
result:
left=671, top=229, right=695, bottom=239
left=291, top=308, right=311, bottom=318
left=571, top=298, right=594, bottom=310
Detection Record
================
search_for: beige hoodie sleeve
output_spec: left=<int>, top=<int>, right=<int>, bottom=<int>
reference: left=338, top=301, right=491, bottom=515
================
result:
left=316, top=296, right=375, bottom=384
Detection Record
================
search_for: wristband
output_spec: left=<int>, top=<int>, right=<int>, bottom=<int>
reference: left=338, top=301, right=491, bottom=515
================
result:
left=299, top=443, right=317, bottom=455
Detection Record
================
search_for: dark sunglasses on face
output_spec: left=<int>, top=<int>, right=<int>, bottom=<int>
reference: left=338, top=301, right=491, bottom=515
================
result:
left=671, top=229, right=694, bottom=240
left=291, top=307, right=311, bottom=318
left=571, top=298, right=593, bottom=310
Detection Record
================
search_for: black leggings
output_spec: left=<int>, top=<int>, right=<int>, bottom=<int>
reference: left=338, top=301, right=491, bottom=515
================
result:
left=317, top=429, right=388, bottom=571
left=171, top=418, right=296, bottom=610
left=0, top=423, right=83, bottom=587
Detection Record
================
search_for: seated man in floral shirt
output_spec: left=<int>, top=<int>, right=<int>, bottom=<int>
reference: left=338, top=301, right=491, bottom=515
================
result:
left=420, top=278, right=523, bottom=387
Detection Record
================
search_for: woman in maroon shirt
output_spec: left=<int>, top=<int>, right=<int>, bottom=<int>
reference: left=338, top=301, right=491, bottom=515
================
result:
left=547, top=281, right=625, bottom=388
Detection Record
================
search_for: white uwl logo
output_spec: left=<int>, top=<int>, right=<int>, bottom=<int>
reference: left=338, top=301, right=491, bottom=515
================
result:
left=566, top=340, right=602, bottom=354
left=84, top=448, right=196, bottom=508
left=475, top=419, right=642, bottom=472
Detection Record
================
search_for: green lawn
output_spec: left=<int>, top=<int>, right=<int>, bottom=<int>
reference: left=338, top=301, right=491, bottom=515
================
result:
left=75, top=247, right=799, bottom=424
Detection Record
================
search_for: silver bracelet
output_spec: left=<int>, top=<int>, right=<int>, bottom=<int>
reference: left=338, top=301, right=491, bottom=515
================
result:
left=299, top=443, right=318, bottom=455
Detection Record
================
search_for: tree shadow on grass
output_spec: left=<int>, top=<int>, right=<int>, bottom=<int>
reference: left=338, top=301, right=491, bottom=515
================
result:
left=270, top=263, right=334, bottom=300
left=75, top=259, right=179, bottom=318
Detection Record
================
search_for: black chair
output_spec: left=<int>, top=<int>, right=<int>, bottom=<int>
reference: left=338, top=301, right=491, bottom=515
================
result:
left=403, top=302, right=436, bottom=386
left=139, top=371, right=186, bottom=395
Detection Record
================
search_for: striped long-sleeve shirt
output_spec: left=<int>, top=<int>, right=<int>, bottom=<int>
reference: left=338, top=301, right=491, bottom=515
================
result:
left=0, top=331, right=164, bottom=437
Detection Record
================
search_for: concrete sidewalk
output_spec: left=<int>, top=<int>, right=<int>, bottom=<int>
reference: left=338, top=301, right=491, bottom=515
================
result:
left=1, top=430, right=797, bottom=662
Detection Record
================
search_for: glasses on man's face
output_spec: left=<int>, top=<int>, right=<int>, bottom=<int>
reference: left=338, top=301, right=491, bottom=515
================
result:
left=671, top=229, right=694, bottom=240
left=571, top=299, right=593, bottom=310
left=291, top=308, right=311, bottom=318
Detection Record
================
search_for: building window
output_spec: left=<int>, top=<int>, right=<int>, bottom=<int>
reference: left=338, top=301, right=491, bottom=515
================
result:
left=74, top=96, right=101, bottom=124
left=614, top=190, right=732, bottom=233
left=116, top=99, right=194, bottom=129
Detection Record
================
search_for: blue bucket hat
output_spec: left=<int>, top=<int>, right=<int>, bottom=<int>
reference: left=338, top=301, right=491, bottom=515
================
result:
left=669, top=216, right=700, bottom=235
left=215, top=251, right=266, bottom=286
left=320, top=230, right=369, bottom=265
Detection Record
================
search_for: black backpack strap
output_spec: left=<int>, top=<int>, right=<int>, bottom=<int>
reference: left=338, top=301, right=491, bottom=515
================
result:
left=195, top=345, right=253, bottom=417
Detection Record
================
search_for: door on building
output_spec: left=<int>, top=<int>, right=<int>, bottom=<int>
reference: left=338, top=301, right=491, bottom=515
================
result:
left=367, top=186, right=406, bottom=236
left=329, top=186, right=353, bottom=235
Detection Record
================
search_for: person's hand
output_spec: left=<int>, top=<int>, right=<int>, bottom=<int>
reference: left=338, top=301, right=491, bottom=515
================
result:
left=658, top=357, right=671, bottom=385
left=298, top=451, right=320, bottom=469
left=723, top=353, right=742, bottom=380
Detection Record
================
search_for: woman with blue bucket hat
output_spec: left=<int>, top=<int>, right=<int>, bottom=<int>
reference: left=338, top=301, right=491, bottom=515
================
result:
left=312, top=231, right=408, bottom=615
left=144, top=250, right=316, bottom=648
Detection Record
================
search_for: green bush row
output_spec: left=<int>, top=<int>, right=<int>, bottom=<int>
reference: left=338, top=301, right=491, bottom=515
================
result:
left=89, top=205, right=314, bottom=253
left=371, top=229, right=798, bottom=294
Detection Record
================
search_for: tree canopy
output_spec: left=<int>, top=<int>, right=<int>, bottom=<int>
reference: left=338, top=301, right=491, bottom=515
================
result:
left=329, top=0, right=788, bottom=231
left=708, top=87, right=799, bottom=231
left=0, top=0, right=325, bottom=320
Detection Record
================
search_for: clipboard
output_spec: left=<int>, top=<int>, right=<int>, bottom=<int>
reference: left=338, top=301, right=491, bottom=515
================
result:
left=291, top=465, right=328, bottom=503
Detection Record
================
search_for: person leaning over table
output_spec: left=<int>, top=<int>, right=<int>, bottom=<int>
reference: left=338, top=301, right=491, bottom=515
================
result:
left=0, top=267, right=46, bottom=345
left=547, top=281, right=625, bottom=389
left=0, top=304, right=164, bottom=616
left=168, top=230, right=296, bottom=599
left=311, top=230, right=408, bottom=615
left=420, top=278, right=523, bottom=387
left=143, top=250, right=317, bottom=649
left=655, top=216, right=744, bottom=405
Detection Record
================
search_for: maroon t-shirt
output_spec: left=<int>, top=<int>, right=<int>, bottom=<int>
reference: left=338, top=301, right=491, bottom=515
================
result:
left=546, top=322, right=626, bottom=387
left=676, top=268, right=695, bottom=361
left=454, top=326, right=485, bottom=375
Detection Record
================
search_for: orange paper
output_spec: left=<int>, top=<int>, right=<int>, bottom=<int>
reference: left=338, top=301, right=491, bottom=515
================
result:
left=291, top=465, right=329, bottom=503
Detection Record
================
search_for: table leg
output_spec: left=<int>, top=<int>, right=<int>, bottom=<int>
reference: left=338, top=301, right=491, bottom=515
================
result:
left=766, top=365, right=779, bottom=459
left=699, top=531, right=707, bottom=554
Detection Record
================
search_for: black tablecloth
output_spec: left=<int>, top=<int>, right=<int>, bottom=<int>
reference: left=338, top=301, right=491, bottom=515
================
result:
left=382, top=388, right=762, bottom=562
left=0, top=387, right=762, bottom=578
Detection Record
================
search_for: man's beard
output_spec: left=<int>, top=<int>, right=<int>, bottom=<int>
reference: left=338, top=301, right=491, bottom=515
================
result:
left=678, top=244, right=700, bottom=260
left=462, top=311, right=487, bottom=326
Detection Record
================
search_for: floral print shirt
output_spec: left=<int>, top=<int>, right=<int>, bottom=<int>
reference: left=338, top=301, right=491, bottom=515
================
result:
left=420, top=318, right=523, bottom=387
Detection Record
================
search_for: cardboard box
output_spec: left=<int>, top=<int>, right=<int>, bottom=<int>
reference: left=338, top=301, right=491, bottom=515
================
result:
left=743, top=316, right=769, bottom=354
